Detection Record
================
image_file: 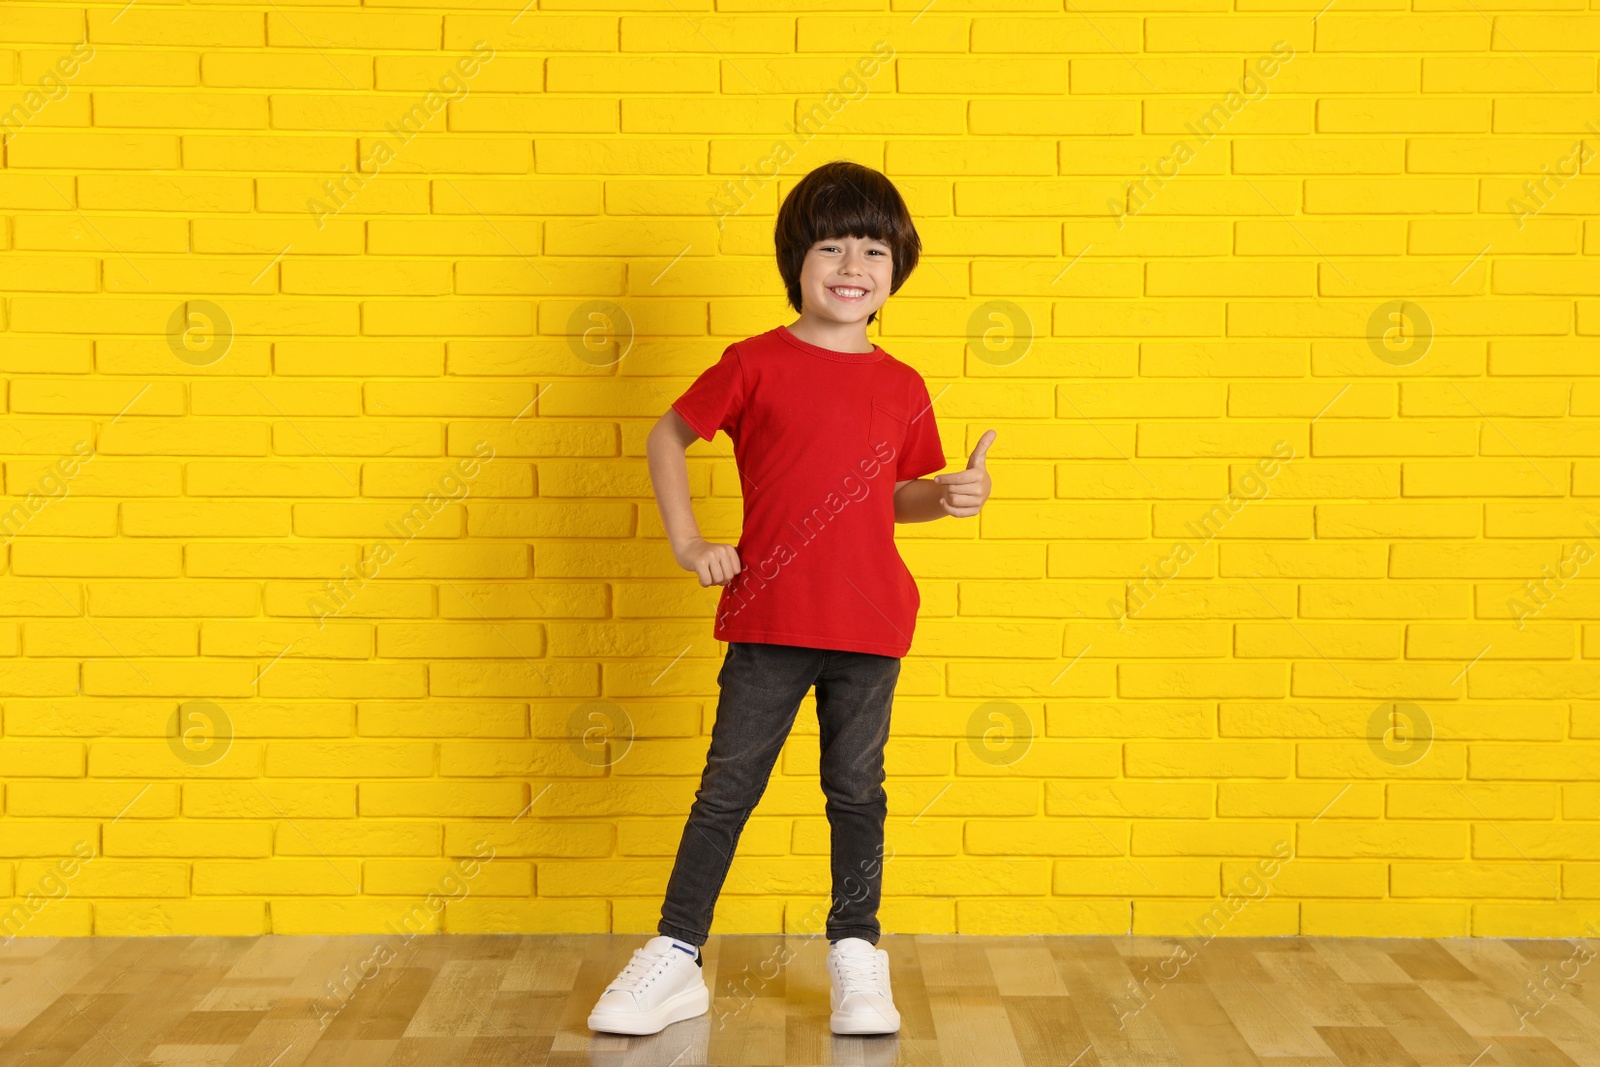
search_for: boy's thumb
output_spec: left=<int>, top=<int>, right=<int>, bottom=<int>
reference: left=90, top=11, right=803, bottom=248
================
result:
left=967, top=430, right=996, bottom=469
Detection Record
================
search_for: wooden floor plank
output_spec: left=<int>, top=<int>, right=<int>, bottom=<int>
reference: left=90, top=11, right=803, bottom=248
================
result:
left=0, top=933, right=1597, bottom=1065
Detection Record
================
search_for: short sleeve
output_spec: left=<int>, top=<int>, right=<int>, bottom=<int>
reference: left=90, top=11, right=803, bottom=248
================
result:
left=670, top=344, right=744, bottom=442
left=898, top=376, right=945, bottom=481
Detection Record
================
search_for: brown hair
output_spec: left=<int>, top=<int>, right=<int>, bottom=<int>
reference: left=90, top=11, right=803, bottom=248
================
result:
left=774, top=161, right=920, bottom=326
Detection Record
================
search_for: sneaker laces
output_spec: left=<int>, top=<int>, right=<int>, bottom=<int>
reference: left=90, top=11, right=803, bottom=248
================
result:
left=606, top=946, right=675, bottom=994
left=833, top=949, right=888, bottom=995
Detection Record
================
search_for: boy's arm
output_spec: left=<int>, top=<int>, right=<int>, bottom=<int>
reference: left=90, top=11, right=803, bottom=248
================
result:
left=892, top=478, right=950, bottom=523
left=647, top=409, right=742, bottom=586
left=891, top=429, right=997, bottom=523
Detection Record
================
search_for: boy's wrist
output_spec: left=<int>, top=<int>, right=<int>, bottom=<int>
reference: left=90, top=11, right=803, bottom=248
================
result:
left=668, top=532, right=709, bottom=556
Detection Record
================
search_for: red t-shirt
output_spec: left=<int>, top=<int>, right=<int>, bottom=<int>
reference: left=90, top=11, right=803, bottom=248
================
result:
left=670, top=324, right=946, bottom=659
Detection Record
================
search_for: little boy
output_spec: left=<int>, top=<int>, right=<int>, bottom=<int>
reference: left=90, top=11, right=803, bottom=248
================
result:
left=587, top=160, right=995, bottom=1038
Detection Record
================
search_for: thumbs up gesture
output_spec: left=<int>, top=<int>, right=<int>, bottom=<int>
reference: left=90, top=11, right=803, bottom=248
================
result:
left=932, top=430, right=995, bottom=518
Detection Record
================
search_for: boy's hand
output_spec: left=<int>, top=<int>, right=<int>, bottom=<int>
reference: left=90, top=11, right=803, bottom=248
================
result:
left=933, top=430, right=995, bottom=518
left=675, top=537, right=742, bottom=587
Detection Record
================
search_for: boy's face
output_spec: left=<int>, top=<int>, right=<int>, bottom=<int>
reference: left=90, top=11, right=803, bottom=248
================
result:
left=799, top=235, right=893, bottom=326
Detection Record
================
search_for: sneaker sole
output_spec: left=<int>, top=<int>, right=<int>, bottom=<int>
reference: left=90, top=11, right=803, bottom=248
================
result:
left=587, top=982, right=709, bottom=1036
left=830, top=1009, right=901, bottom=1036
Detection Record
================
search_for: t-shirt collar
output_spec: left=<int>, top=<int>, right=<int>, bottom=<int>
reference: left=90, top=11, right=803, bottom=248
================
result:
left=776, top=324, right=884, bottom=363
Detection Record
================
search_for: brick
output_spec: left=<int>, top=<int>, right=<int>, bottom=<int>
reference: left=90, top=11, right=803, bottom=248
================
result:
left=374, top=544, right=529, bottom=580
left=185, top=135, right=356, bottom=173
left=96, top=338, right=271, bottom=377
left=195, top=860, right=360, bottom=896
left=266, top=12, right=440, bottom=51
left=89, top=8, right=264, bottom=47
left=1, top=9, right=87, bottom=43
left=190, top=381, right=361, bottom=416
left=25, top=621, right=195, bottom=658
left=202, top=53, right=373, bottom=91
left=282, top=260, right=450, bottom=297
left=21, top=49, right=197, bottom=86
left=360, top=702, right=527, bottom=738
left=104, top=822, right=271, bottom=858
left=1316, top=185, right=1481, bottom=224
left=8, top=782, right=177, bottom=818
left=1490, top=16, right=1600, bottom=51
left=8, top=134, right=179, bottom=171
left=1315, top=15, right=1488, bottom=52
left=378, top=623, right=545, bottom=659
left=270, top=899, right=438, bottom=935
left=89, top=582, right=258, bottom=618
left=184, top=460, right=359, bottom=498
left=362, top=300, right=532, bottom=337
left=377, top=55, right=542, bottom=94
left=1403, top=462, right=1568, bottom=498
left=99, top=421, right=271, bottom=457
left=365, top=381, right=536, bottom=418
left=191, top=218, right=364, bottom=256
left=81, top=661, right=257, bottom=698
left=263, top=741, right=433, bottom=776
left=439, top=582, right=604, bottom=620
left=183, top=782, right=355, bottom=819
left=263, top=581, right=433, bottom=620
left=0, top=742, right=85, bottom=778
left=273, top=342, right=443, bottom=377
left=1421, top=57, right=1595, bottom=94
left=357, top=136, right=529, bottom=174
left=367, top=219, right=542, bottom=257
left=185, top=542, right=359, bottom=578
left=0, top=499, right=115, bottom=539
left=365, top=858, right=531, bottom=897
left=441, top=13, right=611, bottom=51
left=79, top=174, right=254, bottom=213
left=548, top=57, right=713, bottom=94
left=230, top=703, right=353, bottom=739
left=94, top=92, right=267, bottom=130
left=429, top=661, right=595, bottom=699
left=1317, top=99, right=1487, bottom=135
left=0, top=175, right=71, bottom=212
left=201, top=622, right=372, bottom=660
left=361, top=460, right=530, bottom=498
left=294, top=501, right=460, bottom=538
left=451, top=96, right=614, bottom=133
left=0, top=340, right=93, bottom=375
left=122, top=502, right=289, bottom=539
left=6, top=700, right=170, bottom=738
left=12, top=541, right=181, bottom=578
left=0, top=583, right=83, bottom=619
left=272, top=821, right=436, bottom=857
left=10, top=378, right=183, bottom=416
left=359, top=782, right=524, bottom=817
left=431, top=179, right=599, bottom=216
left=258, top=176, right=428, bottom=216
left=15, top=215, right=188, bottom=253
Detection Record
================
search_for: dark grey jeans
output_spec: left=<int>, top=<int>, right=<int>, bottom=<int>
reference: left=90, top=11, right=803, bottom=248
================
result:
left=658, top=641, right=901, bottom=948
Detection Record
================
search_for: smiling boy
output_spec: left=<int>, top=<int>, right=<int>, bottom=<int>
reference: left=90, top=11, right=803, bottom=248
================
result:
left=587, top=160, right=996, bottom=1038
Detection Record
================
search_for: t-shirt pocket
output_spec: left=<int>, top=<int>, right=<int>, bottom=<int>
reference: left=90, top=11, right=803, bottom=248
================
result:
left=868, top=398, right=910, bottom=459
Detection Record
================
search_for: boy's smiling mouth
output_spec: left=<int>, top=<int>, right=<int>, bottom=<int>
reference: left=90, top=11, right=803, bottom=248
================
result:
left=828, top=285, right=870, bottom=302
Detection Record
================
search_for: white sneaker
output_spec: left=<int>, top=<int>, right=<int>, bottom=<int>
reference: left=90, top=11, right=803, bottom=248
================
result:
left=587, top=935, right=710, bottom=1035
left=826, top=936, right=901, bottom=1035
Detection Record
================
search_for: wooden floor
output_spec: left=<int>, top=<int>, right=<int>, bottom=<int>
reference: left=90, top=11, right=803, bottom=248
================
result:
left=1, top=932, right=1596, bottom=1066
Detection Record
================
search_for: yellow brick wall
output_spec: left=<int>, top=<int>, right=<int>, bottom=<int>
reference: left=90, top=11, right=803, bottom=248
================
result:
left=1, top=2, right=1598, bottom=941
